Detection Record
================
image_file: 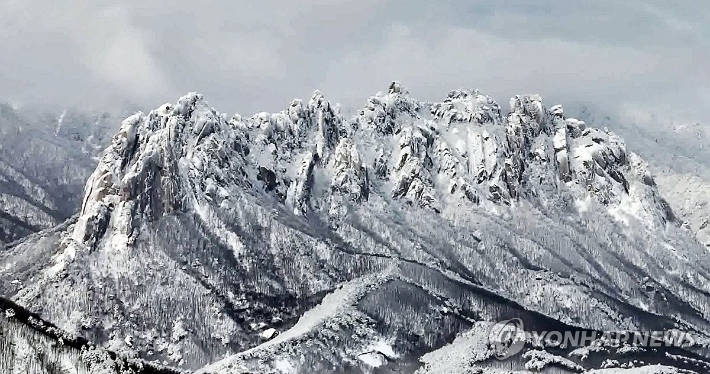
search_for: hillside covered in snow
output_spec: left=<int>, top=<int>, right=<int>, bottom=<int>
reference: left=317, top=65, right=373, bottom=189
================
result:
left=0, top=296, right=182, bottom=374
left=1, top=83, right=709, bottom=373
left=0, top=104, right=125, bottom=243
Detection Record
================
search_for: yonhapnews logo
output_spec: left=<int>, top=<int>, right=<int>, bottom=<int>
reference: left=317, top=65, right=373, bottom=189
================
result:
left=488, top=318, right=526, bottom=359
left=487, top=319, right=697, bottom=360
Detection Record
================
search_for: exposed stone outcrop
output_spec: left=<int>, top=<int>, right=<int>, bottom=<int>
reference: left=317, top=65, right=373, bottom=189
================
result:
left=71, top=84, right=678, bottom=248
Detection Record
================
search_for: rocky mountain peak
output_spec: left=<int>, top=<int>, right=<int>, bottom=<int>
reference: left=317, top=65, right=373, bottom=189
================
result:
left=71, top=84, right=677, bottom=250
left=4, top=84, right=708, bottom=374
left=74, top=93, right=248, bottom=247
left=431, top=88, right=502, bottom=125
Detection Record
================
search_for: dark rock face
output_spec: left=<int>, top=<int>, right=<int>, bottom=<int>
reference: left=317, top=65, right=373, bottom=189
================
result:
left=257, top=166, right=277, bottom=192
left=1, top=85, right=708, bottom=373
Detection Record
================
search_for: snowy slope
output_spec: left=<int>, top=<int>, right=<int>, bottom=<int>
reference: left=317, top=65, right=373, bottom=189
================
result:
left=613, top=123, right=710, bottom=247
left=2, top=84, right=710, bottom=373
left=0, top=103, right=123, bottom=243
left=571, top=106, right=710, bottom=248
left=0, top=296, right=182, bottom=374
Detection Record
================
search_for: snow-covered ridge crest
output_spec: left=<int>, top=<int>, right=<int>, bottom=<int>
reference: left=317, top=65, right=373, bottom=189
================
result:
left=74, top=93, right=249, bottom=246
left=8, top=83, right=710, bottom=373
left=73, top=83, right=676, bottom=248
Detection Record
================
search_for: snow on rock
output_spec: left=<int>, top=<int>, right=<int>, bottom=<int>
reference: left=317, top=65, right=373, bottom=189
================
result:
left=5, top=83, right=706, bottom=373
left=551, top=106, right=572, bottom=182
left=259, top=328, right=277, bottom=340
left=74, top=93, right=250, bottom=247
left=285, top=151, right=317, bottom=216
left=522, top=349, right=583, bottom=371
left=331, top=138, right=369, bottom=202
left=589, top=365, right=684, bottom=373
left=69, top=84, right=677, bottom=247
left=357, top=350, right=389, bottom=367
left=415, top=322, right=497, bottom=374
left=501, top=94, right=549, bottom=201
left=550, top=104, right=564, bottom=117
left=329, top=137, right=370, bottom=218
left=391, top=124, right=440, bottom=211
left=197, top=270, right=394, bottom=374
left=431, top=89, right=502, bottom=126
left=356, top=81, right=420, bottom=135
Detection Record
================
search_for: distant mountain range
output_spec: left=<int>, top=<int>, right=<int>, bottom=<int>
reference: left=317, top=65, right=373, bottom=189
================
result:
left=0, top=103, right=130, bottom=244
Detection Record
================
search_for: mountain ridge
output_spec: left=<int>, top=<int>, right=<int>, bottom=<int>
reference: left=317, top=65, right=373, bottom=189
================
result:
left=2, top=83, right=710, bottom=373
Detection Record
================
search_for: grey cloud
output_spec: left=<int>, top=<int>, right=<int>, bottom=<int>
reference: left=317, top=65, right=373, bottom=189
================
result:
left=0, top=0, right=707, bottom=126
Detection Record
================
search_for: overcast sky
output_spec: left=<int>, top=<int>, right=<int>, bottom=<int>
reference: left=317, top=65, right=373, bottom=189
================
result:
left=1, top=0, right=707, bottom=125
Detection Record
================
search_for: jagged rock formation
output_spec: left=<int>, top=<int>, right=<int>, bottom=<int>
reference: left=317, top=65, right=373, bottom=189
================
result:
left=586, top=109, right=710, bottom=248
left=2, top=84, right=710, bottom=373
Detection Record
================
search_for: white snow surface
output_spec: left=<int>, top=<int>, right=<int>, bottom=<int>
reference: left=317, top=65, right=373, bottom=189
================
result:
left=3, top=84, right=710, bottom=373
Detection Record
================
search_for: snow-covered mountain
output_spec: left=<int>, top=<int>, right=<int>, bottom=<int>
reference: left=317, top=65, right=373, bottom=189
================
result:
left=578, top=110, right=710, bottom=248
left=2, top=84, right=710, bottom=373
left=0, top=296, right=183, bottom=374
left=0, top=104, right=123, bottom=243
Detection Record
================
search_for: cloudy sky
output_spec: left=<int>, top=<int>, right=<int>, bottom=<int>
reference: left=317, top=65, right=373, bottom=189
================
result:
left=1, top=0, right=707, bottom=124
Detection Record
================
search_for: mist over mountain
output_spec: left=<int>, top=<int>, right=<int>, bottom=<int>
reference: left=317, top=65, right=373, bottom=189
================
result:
left=568, top=104, right=710, bottom=248
left=0, top=103, right=133, bottom=244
